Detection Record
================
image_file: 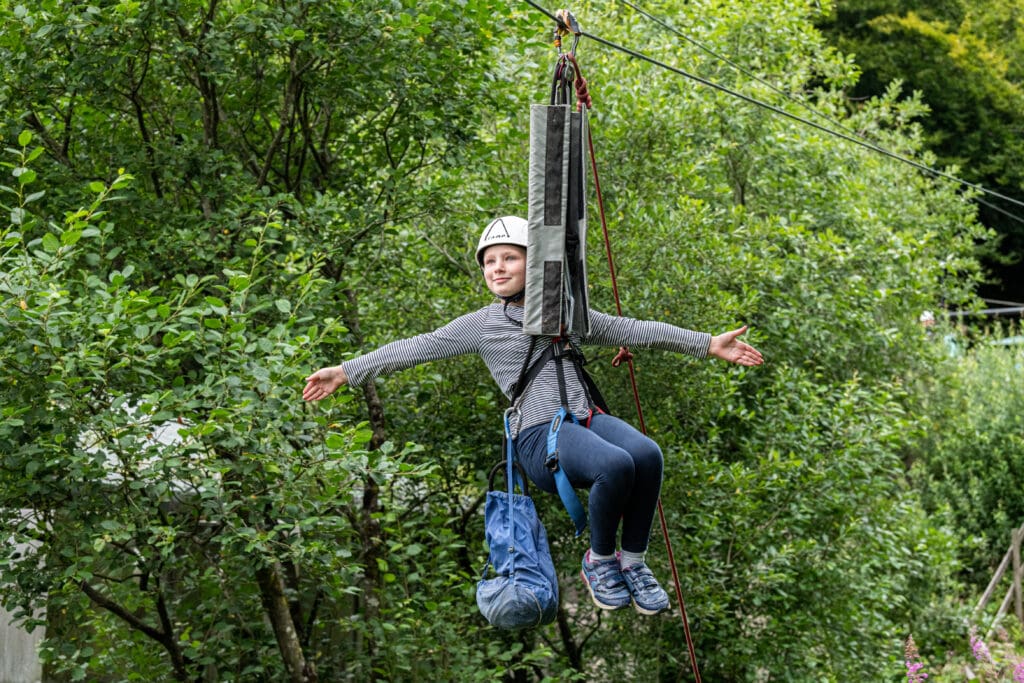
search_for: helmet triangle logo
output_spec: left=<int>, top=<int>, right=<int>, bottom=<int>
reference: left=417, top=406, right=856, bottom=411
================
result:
left=484, top=219, right=511, bottom=241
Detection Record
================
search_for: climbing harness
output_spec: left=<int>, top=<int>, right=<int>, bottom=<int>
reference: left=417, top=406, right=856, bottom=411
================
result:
left=517, top=7, right=704, bottom=681
left=506, top=334, right=607, bottom=537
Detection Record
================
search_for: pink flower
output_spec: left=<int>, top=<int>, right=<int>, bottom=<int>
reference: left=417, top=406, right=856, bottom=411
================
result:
left=905, top=661, right=928, bottom=683
left=970, top=627, right=993, bottom=664
left=1013, top=659, right=1024, bottom=683
left=905, top=636, right=928, bottom=683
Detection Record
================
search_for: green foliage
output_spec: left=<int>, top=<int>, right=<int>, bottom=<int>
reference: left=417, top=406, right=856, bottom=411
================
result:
left=821, top=0, right=1024, bottom=294
left=907, top=336, right=1024, bottom=586
left=667, top=368, right=966, bottom=679
left=0, top=0, right=1009, bottom=680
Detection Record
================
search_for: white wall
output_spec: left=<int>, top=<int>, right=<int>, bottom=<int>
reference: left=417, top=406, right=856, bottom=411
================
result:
left=0, top=569, right=42, bottom=683
left=1, top=532, right=43, bottom=683
left=0, top=604, right=43, bottom=683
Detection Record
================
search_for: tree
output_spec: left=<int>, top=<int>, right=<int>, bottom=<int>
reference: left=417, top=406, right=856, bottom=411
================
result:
left=820, top=0, right=1024, bottom=300
left=0, top=0, right=994, bottom=679
left=1, top=0, right=529, bottom=679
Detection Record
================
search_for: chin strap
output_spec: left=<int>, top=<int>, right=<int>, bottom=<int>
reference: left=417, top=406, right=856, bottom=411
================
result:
left=501, top=290, right=526, bottom=327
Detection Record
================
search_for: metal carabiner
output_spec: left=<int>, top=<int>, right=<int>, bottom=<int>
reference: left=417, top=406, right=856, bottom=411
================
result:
left=503, top=405, right=522, bottom=440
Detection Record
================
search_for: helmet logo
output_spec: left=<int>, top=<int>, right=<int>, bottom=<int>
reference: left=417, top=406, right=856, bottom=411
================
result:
left=482, top=218, right=511, bottom=242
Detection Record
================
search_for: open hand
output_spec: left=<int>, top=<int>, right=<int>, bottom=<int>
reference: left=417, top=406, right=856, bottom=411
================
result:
left=302, top=365, right=348, bottom=401
left=708, top=326, right=763, bottom=366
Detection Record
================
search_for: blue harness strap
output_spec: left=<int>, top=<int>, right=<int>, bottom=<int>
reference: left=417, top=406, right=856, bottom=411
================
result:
left=507, top=336, right=600, bottom=536
left=545, top=406, right=587, bottom=536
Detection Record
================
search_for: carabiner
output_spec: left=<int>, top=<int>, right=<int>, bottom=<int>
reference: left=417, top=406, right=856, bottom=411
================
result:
left=503, top=406, right=522, bottom=440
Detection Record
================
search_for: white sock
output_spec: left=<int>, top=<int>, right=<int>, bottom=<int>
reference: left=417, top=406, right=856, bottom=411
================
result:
left=619, top=550, right=646, bottom=569
left=588, top=549, right=616, bottom=563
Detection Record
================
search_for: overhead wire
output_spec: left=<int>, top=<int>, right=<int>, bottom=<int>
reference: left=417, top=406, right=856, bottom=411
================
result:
left=617, top=0, right=1024, bottom=227
left=973, top=196, right=1024, bottom=226
left=520, top=0, right=1024, bottom=221
left=983, top=298, right=1024, bottom=307
left=619, top=0, right=864, bottom=139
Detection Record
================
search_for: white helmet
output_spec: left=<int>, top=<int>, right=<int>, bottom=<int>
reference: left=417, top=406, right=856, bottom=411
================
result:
left=475, top=216, right=528, bottom=267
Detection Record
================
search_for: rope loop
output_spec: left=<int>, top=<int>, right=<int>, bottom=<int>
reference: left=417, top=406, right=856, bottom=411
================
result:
left=565, top=53, right=592, bottom=111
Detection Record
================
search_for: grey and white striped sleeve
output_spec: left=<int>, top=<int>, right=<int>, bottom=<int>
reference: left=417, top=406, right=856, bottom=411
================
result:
left=341, top=309, right=486, bottom=387
left=583, top=310, right=711, bottom=358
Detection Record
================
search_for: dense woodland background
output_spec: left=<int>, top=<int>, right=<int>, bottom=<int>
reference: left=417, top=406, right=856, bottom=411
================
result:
left=2, top=0, right=1024, bottom=681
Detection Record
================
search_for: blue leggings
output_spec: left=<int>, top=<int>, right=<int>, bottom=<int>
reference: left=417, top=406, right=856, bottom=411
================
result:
left=514, top=413, right=663, bottom=556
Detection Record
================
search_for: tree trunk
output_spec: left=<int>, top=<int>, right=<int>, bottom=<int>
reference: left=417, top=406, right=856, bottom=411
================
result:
left=256, top=561, right=318, bottom=683
left=338, top=286, right=389, bottom=672
left=556, top=605, right=584, bottom=672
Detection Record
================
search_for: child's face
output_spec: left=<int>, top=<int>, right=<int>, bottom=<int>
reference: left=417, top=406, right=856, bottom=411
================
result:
left=482, top=245, right=527, bottom=300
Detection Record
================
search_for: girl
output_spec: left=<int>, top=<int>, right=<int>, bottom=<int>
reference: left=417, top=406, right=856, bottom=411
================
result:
left=303, top=215, right=763, bottom=615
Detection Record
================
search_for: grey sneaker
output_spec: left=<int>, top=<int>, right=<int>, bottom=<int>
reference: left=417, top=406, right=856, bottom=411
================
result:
left=580, top=550, right=631, bottom=610
left=620, top=561, right=670, bottom=615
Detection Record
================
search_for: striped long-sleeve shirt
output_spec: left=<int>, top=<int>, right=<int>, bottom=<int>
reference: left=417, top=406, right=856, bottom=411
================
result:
left=342, top=303, right=711, bottom=437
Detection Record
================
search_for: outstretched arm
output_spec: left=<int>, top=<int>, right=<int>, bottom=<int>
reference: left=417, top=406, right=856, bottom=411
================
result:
left=301, top=308, right=489, bottom=402
left=303, top=365, right=348, bottom=401
left=708, top=325, right=763, bottom=366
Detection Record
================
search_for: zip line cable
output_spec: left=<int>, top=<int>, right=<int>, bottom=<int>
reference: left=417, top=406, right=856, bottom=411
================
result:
left=619, top=0, right=863, bottom=138
left=973, top=195, right=1024, bottom=226
left=617, top=0, right=1024, bottom=227
left=521, top=0, right=1024, bottom=219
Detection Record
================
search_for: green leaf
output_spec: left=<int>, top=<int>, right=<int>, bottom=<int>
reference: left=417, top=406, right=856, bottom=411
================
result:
left=41, top=233, right=60, bottom=253
left=275, top=299, right=291, bottom=313
left=17, top=130, right=32, bottom=146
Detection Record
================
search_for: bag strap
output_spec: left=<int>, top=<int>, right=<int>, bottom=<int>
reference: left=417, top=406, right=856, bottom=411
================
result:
left=487, top=459, right=529, bottom=495
left=502, top=410, right=523, bottom=574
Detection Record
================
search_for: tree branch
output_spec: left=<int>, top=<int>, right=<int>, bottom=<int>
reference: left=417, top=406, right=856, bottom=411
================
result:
left=78, top=580, right=191, bottom=680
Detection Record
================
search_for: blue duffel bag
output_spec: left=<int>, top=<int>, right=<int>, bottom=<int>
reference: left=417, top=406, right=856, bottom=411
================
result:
left=476, top=423, right=559, bottom=630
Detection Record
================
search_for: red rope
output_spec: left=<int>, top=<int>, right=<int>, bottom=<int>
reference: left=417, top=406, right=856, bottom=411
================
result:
left=568, top=52, right=703, bottom=683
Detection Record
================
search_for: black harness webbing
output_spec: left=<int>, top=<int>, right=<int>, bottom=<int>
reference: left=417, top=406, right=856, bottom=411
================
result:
left=505, top=336, right=611, bottom=536
left=509, top=337, right=609, bottom=416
